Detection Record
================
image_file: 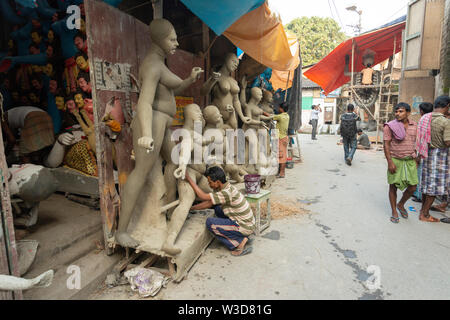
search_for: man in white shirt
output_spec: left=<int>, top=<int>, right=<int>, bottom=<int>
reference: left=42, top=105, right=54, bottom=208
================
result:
left=310, top=104, right=322, bottom=140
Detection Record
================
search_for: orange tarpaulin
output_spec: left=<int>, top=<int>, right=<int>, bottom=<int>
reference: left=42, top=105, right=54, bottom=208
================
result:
left=270, top=31, right=299, bottom=90
left=224, top=2, right=300, bottom=72
left=304, top=20, right=405, bottom=95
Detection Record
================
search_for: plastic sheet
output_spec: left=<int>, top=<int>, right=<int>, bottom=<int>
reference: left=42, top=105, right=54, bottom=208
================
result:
left=124, top=267, right=169, bottom=298
left=224, top=3, right=300, bottom=72
left=304, top=18, right=405, bottom=95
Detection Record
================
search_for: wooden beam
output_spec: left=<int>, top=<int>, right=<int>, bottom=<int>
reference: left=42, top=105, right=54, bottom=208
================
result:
left=167, top=258, right=176, bottom=277
left=350, top=40, right=355, bottom=102
left=113, top=251, right=144, bottom=273
left=138, top=254, right=159, bottom=268
left=0, top=120, right=22, bottom=300
left=152, top=0, right=163, bottom=19
left=202, top=22, right=211, bottom=106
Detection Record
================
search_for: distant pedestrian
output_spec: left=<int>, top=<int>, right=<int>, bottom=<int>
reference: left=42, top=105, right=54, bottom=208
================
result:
left=413, top=102, right=434, bottom=202
left=383, top=102, right=418, bottom=224
left=310, top=104, right=321, bottom=140
left=340, top=104, right=360, bottom=166
left=419, top=95, right=450, bottom=223
left=357, top=129, right=371, bottom=149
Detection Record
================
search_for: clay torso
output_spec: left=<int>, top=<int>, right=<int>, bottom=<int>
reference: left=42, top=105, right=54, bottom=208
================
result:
left=140, top=53, right=182, bottom=118
left=212, top=77, right=240, bottom=121
left=243, top=104, right=264, bottom=131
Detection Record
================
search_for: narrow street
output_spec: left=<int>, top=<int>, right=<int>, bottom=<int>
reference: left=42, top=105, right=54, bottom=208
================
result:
left=92, top=134, right=450, bottom=300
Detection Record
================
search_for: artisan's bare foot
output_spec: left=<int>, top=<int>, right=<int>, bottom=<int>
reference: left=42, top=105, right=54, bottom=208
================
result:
left=231, top=237, right=248, bottom=256
left=115, top=232, right=140, bottom=248
left=161, top=243, right=182, bottom=256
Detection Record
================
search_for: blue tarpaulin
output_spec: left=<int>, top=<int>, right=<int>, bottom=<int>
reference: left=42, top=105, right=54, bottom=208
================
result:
left=180, top=0, right=265, bottom=35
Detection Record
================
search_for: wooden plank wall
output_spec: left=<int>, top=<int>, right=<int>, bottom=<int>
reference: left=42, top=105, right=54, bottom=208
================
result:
left=0, top=126, right=22, bottom=300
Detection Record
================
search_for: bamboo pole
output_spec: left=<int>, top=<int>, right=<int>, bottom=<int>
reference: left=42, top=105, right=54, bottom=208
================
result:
left=284, top=71, right=291, bottom=102
left=350, top=40, right=355, bottom=103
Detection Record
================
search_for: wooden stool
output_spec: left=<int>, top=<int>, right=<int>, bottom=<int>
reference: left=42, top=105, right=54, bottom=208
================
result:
left=245, top=189, right=272, bottom=236
left=288, top=134, right=301, bottom=159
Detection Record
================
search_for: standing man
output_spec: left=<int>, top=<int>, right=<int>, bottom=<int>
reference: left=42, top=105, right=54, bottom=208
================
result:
left=311, top=104, right=321, bottom=140
left=413, top=102, right=434, bottom=203
left=383, top=103, right=418, bottom=224
left=419, top=96, right=450, bottom=223
left=340, top=104, right=360, bottom=166
left=273, top=102, right=290, bottom=178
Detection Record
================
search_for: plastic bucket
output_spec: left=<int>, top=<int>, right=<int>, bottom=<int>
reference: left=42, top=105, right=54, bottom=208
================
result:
left=244, top=174, right=261, bottom=194
left=286, top=161, right=294, bottom=169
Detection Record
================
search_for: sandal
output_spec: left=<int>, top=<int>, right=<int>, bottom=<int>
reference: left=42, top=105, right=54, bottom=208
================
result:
left=419, top=215, right=440, bottom=223
left=397, top=206, right=409, bottom=219
left=231, top=246, right=253, bottom=257
left=390, top=216, right=400, bottom=224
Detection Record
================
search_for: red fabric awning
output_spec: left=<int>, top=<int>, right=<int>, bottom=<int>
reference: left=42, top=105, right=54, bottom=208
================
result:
left=304, top=20, right=405, bottom=95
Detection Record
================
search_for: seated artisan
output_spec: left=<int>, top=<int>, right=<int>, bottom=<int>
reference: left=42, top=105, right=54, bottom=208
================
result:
left=357, top=129, right=371, bottom=149
left=185, top=166, right=255, bottom=257
left=361, top=63, right=374, bottom=85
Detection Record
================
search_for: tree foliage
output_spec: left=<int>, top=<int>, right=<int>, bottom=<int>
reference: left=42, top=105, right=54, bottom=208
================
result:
left=285, top=17, right=347, bottom=66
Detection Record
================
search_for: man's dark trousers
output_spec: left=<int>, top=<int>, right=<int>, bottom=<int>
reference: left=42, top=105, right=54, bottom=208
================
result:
left=343, top=136, right=357, bottom=161
left=311, top=119, right=318, bottom=140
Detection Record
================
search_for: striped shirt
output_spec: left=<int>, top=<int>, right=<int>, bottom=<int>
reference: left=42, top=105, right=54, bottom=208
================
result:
left=209, top=182, right=255, bottom=235
left=383, top=119, right=417, bottom=159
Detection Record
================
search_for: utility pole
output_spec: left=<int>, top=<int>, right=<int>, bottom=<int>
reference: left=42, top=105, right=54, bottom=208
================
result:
left=346, top=5, right=362, bottom=35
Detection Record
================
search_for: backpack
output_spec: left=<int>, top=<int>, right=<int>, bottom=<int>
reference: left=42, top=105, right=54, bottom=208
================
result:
left=340, top=113, right=357, bottom=138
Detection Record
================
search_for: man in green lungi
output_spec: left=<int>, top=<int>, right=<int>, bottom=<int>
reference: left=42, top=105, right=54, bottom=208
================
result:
left=383, top=103, right=418, bottom=224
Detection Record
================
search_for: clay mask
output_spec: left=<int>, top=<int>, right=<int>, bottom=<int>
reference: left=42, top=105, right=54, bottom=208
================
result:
left=66, top=100, right=76, bottom=112
left=48, top=30, right=54, bottom=42
left=74, top=37, right=85, bottom=51
left=74, top=94, right=85, bottom=108
left=76, top=56, right=88, bottom=70
left=49, top=80, right=58, bottom=94
left=31, top=32, right=42, bottom=44
left=80, top=19, right=86, bottom=33
left=29, top=93, right=38, bottom=103
left=55, top=96, right=65, bottom=110
left=78, top=78, right=91, bottom=93
left=44, top=64, right=53, bottom=76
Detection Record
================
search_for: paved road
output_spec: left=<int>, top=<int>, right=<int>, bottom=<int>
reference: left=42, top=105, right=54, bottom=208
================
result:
left=92, top=134, right=450, bottom=300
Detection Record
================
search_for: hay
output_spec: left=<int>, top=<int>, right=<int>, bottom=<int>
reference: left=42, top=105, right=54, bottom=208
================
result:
left=250, top=198, right=310, bottom=220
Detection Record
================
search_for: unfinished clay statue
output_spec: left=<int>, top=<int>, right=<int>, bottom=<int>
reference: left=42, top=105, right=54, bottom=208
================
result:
left=161, top=104, right=212, bottom=255
left=240, top=76, right=273, bottom=131
left=260, top=90, right=274, bottom=114
left=69, top=107, right=96, bottom=154
left=203, top=105, right=248, bottom=183
left=240, top=76, right=273, bottom=169
left=201, top=53, right=251, bottom=129
left=116, top=19, right=204, bottom=248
